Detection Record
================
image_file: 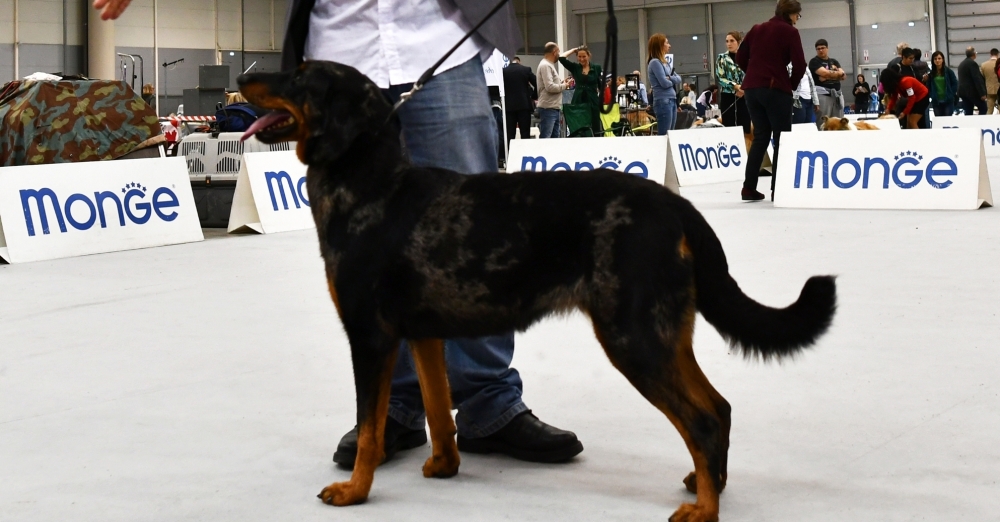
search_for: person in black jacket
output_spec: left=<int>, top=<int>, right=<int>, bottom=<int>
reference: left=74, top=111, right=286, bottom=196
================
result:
left=503, top=57, right=538, bottom=146
left=957, top=47, right=988, bottom=115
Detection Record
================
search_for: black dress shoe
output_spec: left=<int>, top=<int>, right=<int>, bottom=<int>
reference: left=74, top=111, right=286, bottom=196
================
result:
left=332, top=417, right=427, bottom=469
left=741, top=188, right=765, bottom=201
left=457, top=411, right=583, bottom=463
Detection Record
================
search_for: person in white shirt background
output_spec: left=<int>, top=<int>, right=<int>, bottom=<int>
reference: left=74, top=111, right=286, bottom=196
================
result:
left=93, top=0, right=584, bottom=467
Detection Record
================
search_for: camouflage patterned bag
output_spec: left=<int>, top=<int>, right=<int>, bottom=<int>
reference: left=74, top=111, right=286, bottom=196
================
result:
left=0, top=80, right=161, bottom=166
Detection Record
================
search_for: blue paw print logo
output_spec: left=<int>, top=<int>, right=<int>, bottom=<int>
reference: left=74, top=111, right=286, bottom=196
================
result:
left=599, top=156, right=622, bottom=170
left=121, top=182, right=147, bottom=194
left=894, top=151, right=923, bottom=162
left=718, top=142, right=728, bottom=150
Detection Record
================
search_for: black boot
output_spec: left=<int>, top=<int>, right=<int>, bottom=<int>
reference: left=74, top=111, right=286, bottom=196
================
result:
left=741, top=188, right=765, bottom=201
left=332, top=417, right=427, bottom=469
left=457, top=411, right=583, bottom=463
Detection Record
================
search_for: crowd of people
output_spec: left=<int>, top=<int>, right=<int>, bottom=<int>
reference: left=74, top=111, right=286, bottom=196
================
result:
left=502, top=0, right=1000, bottom=202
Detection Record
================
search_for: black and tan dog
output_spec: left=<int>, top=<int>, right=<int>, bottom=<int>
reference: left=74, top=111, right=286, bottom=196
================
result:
left=238, top=61, right=836, bottom=522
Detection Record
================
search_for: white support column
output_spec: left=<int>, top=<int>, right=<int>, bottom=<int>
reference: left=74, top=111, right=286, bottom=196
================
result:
left=927, top=0, right=937, bottom=53
left=87, top=1, right=117, bottom=80
left=555, top=0, right=567, bottom=52
left=637, top=8, right=648, bottom=83
left=707, top=4, right=715, bottom=83
left=154, top=0, right=160, bottom=115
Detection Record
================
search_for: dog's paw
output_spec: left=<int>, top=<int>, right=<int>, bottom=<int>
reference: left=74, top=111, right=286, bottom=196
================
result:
left=669, top=503, right=719, bottom=522
left=682, top=471, right=727, bottom=494
left=422, top=451, right=460, bottom=478
left=683, top=472, right=698, bottom=493
left=317, top=481, right=369, bottom=506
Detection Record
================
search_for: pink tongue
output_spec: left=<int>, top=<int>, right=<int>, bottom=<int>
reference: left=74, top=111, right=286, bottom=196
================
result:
left=240, top=111, right=291, bottom=141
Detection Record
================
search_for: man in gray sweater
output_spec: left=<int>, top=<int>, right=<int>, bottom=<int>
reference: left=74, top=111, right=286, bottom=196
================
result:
left=536, top=42, right=569, bottom=139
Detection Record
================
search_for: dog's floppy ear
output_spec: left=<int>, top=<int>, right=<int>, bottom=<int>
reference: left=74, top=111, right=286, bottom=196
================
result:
left=838, top=118, right=851, bottom=130
left=821, top=116, right=830, bottom=125
left=301, top=79, right=385, bottom=166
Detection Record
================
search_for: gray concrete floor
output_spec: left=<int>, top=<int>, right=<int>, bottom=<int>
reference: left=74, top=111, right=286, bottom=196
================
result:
left=2, top=180, right=999, bottom=521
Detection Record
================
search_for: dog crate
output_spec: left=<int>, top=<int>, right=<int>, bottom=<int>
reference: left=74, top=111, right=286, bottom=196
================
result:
left=180, top=132, right=295, bottom=183
left=180, top=133, right=297, bottom=227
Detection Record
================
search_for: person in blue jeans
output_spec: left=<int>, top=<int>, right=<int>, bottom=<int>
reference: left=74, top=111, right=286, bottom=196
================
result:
left=536, top=42, right=569, bottom=139
left=647, top=33, right=681, bottom=135
left=285, top=1, right=583, bottom=466
left=94, top=0, right=584, bottom=466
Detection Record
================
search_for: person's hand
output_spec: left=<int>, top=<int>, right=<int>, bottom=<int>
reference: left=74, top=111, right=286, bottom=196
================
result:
left=814, top=105, right=822, bottom=115
left=93, top=0, right=131, bottom=20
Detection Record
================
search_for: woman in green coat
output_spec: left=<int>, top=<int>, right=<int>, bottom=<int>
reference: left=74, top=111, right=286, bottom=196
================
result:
left=559, top=46, right=604, bottom=137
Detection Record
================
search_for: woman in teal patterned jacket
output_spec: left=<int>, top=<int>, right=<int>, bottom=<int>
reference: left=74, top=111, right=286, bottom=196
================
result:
left=715, top=31, right=751, bottom=138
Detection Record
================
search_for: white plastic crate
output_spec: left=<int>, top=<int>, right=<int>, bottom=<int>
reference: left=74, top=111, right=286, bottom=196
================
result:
left=180, top=132, right=295, bottom=182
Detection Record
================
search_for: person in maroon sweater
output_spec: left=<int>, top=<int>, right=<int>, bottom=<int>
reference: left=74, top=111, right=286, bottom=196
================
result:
left=735, top=0, right=807, bottom=202
left=881, top=68, right=931, bottom=129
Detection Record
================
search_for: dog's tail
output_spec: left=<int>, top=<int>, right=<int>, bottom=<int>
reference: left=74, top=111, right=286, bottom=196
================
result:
left=678, top=201, right=837, bottom=360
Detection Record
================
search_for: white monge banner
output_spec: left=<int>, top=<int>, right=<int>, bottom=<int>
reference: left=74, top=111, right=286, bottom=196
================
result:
left=483, top=49, right=507, bottom=97
left=932, top=116, right=1000, bottom=181
left=774, top=128, right=993, bottom=210
left=792, top=123, right=819, bottom=132
left=507, top=136, right=676, bottom=192
left=0, top=157, right=203, bottom=264
left=228, top=150, right=315, bottom=234
left=666, top=126, right=747, bottom=186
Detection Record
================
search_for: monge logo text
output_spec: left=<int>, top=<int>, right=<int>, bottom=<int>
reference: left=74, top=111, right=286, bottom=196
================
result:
left=678, top=142, right=742, bottom=172
left=519, top=156, right=649, bottom=178
left=20, top=182, right=180, bottom=236
left=265, top=170, right=310, bottom=211
left=794, top=150, right=958, bottom=190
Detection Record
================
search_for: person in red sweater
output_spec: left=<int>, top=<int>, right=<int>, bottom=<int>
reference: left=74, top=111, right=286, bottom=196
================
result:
left=735, top=0, right=806, bottom=202
left=880, top=67, right=930, bottom=129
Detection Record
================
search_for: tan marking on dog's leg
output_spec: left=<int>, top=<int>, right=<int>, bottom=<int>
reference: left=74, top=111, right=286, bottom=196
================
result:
left=326, top=279, right=343, bottom=317
left=409, top=338, right=460, bottom=478
left=593, top=306, right=721, bottom=522
left=318, top=352, right=397, bottom=506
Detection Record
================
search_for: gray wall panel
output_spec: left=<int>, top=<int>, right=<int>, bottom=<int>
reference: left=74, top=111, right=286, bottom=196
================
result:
left=857, top=22, right=932, bottom=66
left=0, top=44, right=12, bottom=85
left=0, top=44, right=83, bottom=84
left=116, top=47, right=217, bottom=115
left=220, top=50, right=282, bottom=89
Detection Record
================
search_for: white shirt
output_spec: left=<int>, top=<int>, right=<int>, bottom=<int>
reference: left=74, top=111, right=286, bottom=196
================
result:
left=305, top=0, right=491, bottom=89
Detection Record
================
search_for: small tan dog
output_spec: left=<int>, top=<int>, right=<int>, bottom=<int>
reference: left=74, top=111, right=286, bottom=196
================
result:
left=820, top=116, right=880, bottom=130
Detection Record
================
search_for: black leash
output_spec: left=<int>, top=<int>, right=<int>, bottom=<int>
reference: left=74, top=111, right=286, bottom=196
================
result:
left=599, top=0, right=618, bottom=115
left=384, top=0, right=511, bottom=126
left=384, top=0, right=620, bottom=125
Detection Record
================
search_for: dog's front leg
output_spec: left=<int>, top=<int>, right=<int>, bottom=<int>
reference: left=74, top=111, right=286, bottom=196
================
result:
left=409, top=339, right=460, bottom=478
left=318, top=330, right=399, bottom=506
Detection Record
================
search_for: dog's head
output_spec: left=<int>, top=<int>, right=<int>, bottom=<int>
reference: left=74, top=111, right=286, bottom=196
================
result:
left=820, top=116, right=853, bottom=131
left=238, top=61, right=392, bottom=166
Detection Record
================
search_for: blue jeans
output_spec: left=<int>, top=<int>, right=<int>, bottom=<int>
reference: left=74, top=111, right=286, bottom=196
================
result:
left=654, top=97, right=677, bottom=135
left=538, top=107, right=561, bottom=138
left=933, top=101, right=954, bottom=118
left=792, top=97, right=816, bottom=124
left=380, top=57, right=527, bottom=438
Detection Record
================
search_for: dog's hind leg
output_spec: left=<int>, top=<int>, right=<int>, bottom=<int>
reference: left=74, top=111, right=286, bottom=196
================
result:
left=678, top=348, right=731, bottom=495
left=409, top=338, right=460, bottom=478
left=593, top=303, right=724, bottom=522
left=318, top=328, right=399, bottom=506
